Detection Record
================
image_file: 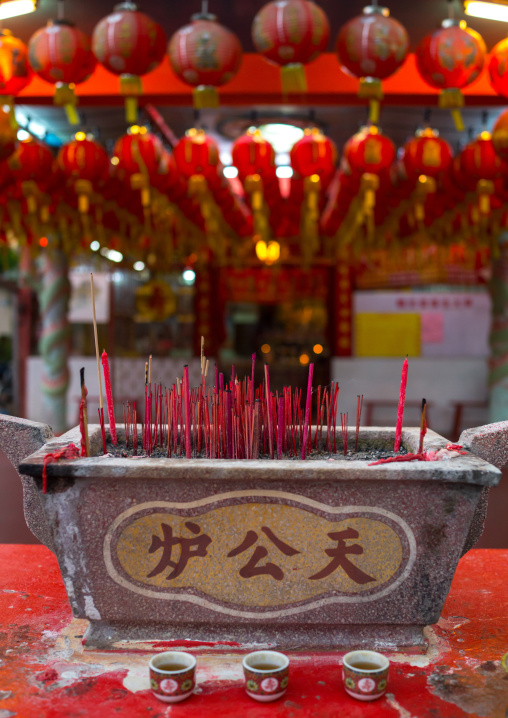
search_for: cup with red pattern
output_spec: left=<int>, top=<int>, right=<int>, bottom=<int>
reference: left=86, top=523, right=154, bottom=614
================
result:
left=242, top=650, right=290, bottom=702
left=342, top=650, right=389, bottom=701
left=149, top=651, right=196, bottom=703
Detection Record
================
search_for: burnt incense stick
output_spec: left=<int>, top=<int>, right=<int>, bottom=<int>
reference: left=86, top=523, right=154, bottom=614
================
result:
left=355, top=394, right=363, bottom=453
left=90, top=274, right=107, bottom=454
left=80, top=367, right=90, bottom=457
left=419, top=398, right=427, bottom=454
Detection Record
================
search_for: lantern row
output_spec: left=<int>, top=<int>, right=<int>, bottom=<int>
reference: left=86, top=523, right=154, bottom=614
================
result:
left=4, top=109, right=508, bottom=264
left=1, top=1, right=508, bottom=127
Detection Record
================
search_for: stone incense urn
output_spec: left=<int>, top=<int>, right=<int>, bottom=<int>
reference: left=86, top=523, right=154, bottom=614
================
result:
left=2, top=416, right=505, bottom=652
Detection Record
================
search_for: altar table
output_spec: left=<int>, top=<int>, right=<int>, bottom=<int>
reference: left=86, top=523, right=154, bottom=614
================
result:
left=0, top=545, right=507, bottom=718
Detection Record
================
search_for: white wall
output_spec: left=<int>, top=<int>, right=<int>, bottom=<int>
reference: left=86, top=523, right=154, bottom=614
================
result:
left=330, top=357, right=488, bottom=440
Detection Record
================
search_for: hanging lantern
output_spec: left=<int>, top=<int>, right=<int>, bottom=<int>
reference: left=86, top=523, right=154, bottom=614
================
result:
left=460, top=131, right=503, bottom=180
left=92, top=2, right=166, bottom=123
left=173, top=128, right=220, bottom=182
left=0, top=30, right=32, bottom=128
left=290, top=127, right=337, bottom=186
left=492, top=109, right=508, bottom=163
left=8, top=136, right=53, bottom=182
left=231, top=128, right=276, bottom=181
left=252, top=0, right=330, bottom=94
left=489, top=38, right=508, bottom=99
left=415, top=20, right=486, bottom=132
left=0, top=105, right=17, bottom=161
left=113, top=126, right=164, bottom=209
left=168, top=8, right=242, bottom=109
left=57, top=132, right=109, bottom=213
left=343, top=125, right=396, bottom=175
left=336, top=6, right=408, bottom=124
left=401, top=129, right=452, bottom=180
left=7, top=137, right=53, bottom=215
left=28, top=20, right=96, bottom=126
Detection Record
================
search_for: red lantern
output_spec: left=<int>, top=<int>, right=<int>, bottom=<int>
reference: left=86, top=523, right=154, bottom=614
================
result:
left=459, top=132, right=503, bottom=180
left=290, top=127, right=337, bottom=185
left=113, top=126, right=164, bottom=209
left=231, top=128, right=276, bottom=181
left=0, top=30, right=32, bottom=127
left=343, top=126, right=396, bottom=175
left=28, top=20, right=96, bottom=126
left=168, top=10, right=242, bottom=109
left=401, top=129, right=452, bottom=180
left=8, top=136, right=53, bottom=183
left=492, top=109, right=508, bottom=163
left=0, top=105, right=17, bottom=161
left=336, top=6, right=408, bottom=123
left=173, top=128, right=220, bottom=182
left=416, top=20, right=486, bottom=132
left=92, top=2, right=166, bottom=123
left=252, top=0, right=330, bottom=94
left=113, top=127, right=164, bottom=178
left=489, top=37, right=508, bottom=100
left=57, top=133, right=109, bottom=213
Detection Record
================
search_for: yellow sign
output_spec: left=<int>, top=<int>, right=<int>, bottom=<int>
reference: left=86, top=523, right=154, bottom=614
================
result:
left=355, top=313, right=421, bottom=357
left=108, top=500, right=410, bottom=612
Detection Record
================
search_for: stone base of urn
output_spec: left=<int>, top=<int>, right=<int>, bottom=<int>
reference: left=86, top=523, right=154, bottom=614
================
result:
left=10, top=419, right=502, bottom=651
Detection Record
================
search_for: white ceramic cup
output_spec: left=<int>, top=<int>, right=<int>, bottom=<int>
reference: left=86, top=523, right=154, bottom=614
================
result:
left=242, top=650, right=290, bottom=702
left=149, top=651, right=197, bottom=703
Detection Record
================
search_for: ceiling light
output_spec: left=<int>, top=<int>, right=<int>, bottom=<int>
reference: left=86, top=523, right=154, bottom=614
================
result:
left=182, top=269, right=196, bottom=284
left=0, top=0, right=37, bottom=20
left=258, top=123, right=304, bottom=154
left=223, top=166, right=239, bottom=179
left=100, top=247, right=123, bottom=262
left=133, top=261, right=145, bottom=271
left=276, top=166, right=293, bottom=179
left=465, top=1, right=508, bottom=21
left=90, top=241, right=100, bottom=252
left=17, top=129, right=29, bottom=141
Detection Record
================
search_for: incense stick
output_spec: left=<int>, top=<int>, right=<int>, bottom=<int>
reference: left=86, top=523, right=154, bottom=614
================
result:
left=419, top=398, right=427, bottom=454
left=301, top=363, right=314, bottom=460
left=80, top=367, right=90, bottom=457
left=355, top=394, right=363, bottom=453
left=394, top=356, right=409, bottom=452
left=90, top=274, right=106, bottom=454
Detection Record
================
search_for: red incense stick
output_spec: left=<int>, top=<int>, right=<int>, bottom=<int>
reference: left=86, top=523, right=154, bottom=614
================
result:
left=277, top=396, right=284, bottom=460
left=90, top=273, right=107, bottom=454
left=264, top=363, right=274, bottom=459
left=394, top=357, right=408, bottom=452
left=419, top=398, right=427, bottom=454
left=101, top=350, right=117, bottom=445
left=301, top=363, right=314, bottom=459
left=183, top=365, right=191, bottom=459
left=355, top=394, right=363, bottom=453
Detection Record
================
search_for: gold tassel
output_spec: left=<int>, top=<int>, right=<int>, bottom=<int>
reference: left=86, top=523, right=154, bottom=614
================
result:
left=477, top=179, right=494, bottom=216
left=280, top=63, right=307, bottom=95
left=75, top=179, right=92, bottom=214
left=439, top=89, right=465, bottom=132
left=4, top=96, right=17, bottom=130
left=120, top=75, right=142, bottom=123
left=54, top=83, right=80, bottom=125
left=193, top=86, right=219, bottom=109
